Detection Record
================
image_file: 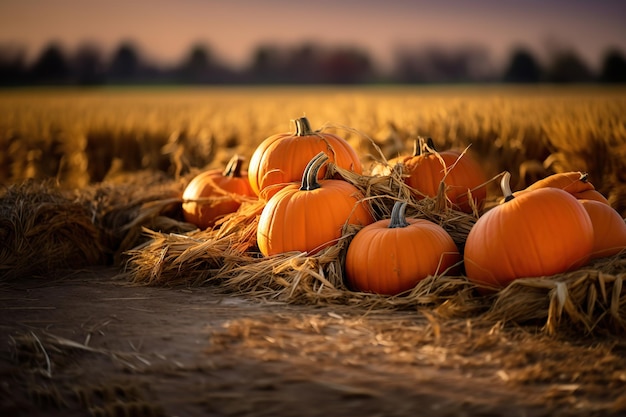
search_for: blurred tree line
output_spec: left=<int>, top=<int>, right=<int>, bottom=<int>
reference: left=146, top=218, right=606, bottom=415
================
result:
left=0, top=40, right=625, bottom=86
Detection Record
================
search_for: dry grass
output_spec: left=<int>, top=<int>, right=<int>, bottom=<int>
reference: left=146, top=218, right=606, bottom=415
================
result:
left=1, top=86, right=625, bottom=213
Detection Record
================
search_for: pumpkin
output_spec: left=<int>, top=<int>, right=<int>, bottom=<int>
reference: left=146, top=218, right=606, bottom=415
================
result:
left=464, top=172, right=594, bottom=290
left=257, top=152, right=374, bottom=256
left=520, top=171, right=609, bottom=204
left=248, top=116, right=362, bottom=198
left=345, top=201, right=460, bottom=295
left=182, top=155, right=256, bottom=229
left=380, top=138, right=487, bottom=213
left=579, top=199, right=626, bottom=259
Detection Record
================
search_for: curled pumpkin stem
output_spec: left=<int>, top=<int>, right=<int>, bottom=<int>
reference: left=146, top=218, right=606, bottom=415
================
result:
left=300, top=151, right=329, bottom=191
left=414, top=136, right=436, bottom=156
left=389, top=201, right=410, bottom=228
left=501, top=171, right=514, bottom=202
left=223, top=154, right=244, bottom=177
left=579, top=172, right=589, bottom=183
left=424, top=137, right=436, bottom=153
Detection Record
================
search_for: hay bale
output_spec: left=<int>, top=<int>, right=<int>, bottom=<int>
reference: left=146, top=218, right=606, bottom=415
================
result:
left=0, top=180, right=104, bottom=281
left=77, top=171, right=197, bottom=262
left=484, top=256, right=626, bottom=335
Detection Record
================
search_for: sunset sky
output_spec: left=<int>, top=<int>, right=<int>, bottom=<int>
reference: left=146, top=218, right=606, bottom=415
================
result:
left=1, top=0, right=625, bottom=71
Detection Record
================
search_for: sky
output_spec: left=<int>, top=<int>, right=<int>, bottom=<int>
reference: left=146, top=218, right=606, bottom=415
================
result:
left=1, top=0, right=625, bottom=71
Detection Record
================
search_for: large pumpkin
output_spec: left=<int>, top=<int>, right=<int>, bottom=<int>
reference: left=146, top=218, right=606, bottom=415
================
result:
left=248, top=116, right=362, bottom=198
left=380, top=138, right=487, bottom=213
left=345, top=201, right=460, bottom=296
left=464, top=172, right=594, bottom=290
left=579, top=199, right=626, bottom=259
left=520, top=171, right=609, bottom=204
left=182, top=155, right=256, bottom=229
left=257, top=152, right=374, bottom=256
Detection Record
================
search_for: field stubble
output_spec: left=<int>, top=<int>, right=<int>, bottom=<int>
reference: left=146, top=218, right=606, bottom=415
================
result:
left=1, top=86, right=625, bottom=214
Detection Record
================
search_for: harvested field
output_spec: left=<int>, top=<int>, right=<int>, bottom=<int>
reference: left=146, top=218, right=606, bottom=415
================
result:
left=1, top=86, right=626, bottom=416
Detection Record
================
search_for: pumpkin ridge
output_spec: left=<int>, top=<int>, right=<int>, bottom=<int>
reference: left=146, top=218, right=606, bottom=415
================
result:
left=392, top=229, right=408, bottom=293
left=362, top=229, right=378, bottom=293
left=502, top=193, right=548, bottom=277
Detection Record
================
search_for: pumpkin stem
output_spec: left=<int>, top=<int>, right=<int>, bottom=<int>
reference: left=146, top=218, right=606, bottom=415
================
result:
left=300, top=152, right=329, bottom=191
left=416, top=137, right=436, bottom=156
left=579, top=172, right=589, bottom=183
left=294, top=117, right=315, bottom=136
left=425, top=137, right=436, bottom=152
left=416, top=137, right=425, bottom=156
left=223, top=155, right=244, bottom=177
left=389, top=201, right=410, bottom=228
left=501, top=171, right=514, bottom=202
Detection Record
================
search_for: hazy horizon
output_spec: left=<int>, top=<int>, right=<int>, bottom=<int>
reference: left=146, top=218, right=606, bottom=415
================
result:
left=1, top=0, right=625, bottom=70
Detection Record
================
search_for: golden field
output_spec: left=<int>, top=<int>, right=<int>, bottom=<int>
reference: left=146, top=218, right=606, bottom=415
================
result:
left=1, top=85, right=625, bottom=215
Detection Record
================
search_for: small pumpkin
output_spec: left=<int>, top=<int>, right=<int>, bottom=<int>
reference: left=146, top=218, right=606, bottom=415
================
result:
left=520, top=171, right=609, bottom=204
left=379, top=138, right=488, bottom=213
left=248, top=116, right=362, bottom=198
left=345, top=201, right=460, bottom=295
left=464, top=172, right=594, bottom=290
left=579, top=199, right=626, bottom=259
left=257, top=152, right=374, bottom=257
left=182, top=155, right=256, bottom=229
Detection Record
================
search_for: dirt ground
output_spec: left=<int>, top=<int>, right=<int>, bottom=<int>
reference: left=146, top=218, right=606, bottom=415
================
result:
left=1, top=267, right=626, bottom=417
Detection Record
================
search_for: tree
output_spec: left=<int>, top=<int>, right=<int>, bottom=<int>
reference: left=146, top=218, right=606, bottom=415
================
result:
left=503, top=48, right=543, bottom=83
left=72, top=43, right=105, bottom=85
left=599, top=49, right=626, bottom=83
left=247, top=44, right=286, bottom=83
left=0, top=44, right=27, bottom=86
left=179, top=44, right=211, bottom=83
left=284, top=43, right=324, bottom=84
left=392, top=45, right=494, bottom=83
left=546, top=50, right=593, bottom=83
left=321, top=47, right=376, bottom=84
left=30, top=43, right=70, bottom=84
left=177, top=43, right=234, bottom=84
left=108, top=42, right=141, bottom=82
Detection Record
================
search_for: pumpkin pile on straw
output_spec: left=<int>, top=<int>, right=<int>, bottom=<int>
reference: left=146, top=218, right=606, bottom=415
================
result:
left=122, top=155, right=626, bottom=335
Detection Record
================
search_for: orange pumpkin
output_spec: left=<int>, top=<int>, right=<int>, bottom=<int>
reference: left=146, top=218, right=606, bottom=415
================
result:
left=182, top=155, right=256, bottom=229
left=579, top=199, right=626, bottom=259
left=520, top=171, right=609, bottom=204
left=383, top=138, right=487, bottom=213
left=345, top=201, right=460, bottom=295
left=248, top=116, right=362, bottom=198
left=257, top=152, right=374, bottom=256
left=464, top=172, right=594, bottom=290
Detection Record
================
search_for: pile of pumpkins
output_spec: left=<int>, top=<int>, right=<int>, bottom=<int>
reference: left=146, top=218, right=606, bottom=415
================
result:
left=182, top=116, right=626, bottom=295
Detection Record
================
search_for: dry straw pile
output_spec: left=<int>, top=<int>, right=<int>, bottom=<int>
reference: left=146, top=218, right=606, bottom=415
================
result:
left=0, top=180, right=104, bottom=280
left=121, top=160, right=626, bottom=336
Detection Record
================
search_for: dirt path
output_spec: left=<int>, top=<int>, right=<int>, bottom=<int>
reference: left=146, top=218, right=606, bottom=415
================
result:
left=1, top=268, right=625, bottom=416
